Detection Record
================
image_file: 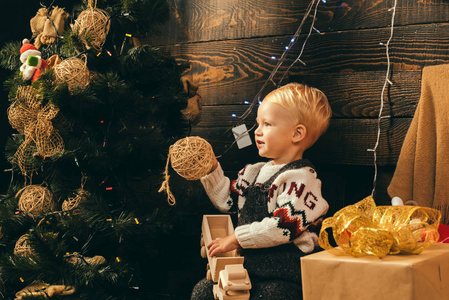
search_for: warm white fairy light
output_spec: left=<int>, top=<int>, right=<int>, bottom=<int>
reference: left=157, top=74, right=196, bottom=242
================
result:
left=368, top=0, right=398, bottom=197
left=219, top=0, right=322, bottom=157
left=236, top=0, right=321, bottom=123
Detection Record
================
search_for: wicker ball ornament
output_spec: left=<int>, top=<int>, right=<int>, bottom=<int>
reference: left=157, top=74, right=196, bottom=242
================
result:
left=14, top=234, right=33, bottom=257
left=71, top=5, right=110, bottom=51
left=54, top=57, right=90, bottom=91
left=170, top=137, right=215, bottom=180
left=62, top=188, right=89, bottom=211
left=159, top=137, right=215, bottom=205
left=18, top=185, right=56, bottom=216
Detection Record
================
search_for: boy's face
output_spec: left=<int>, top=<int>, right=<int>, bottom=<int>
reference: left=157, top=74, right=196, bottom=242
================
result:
left=255, top=101, right=299, bottom=164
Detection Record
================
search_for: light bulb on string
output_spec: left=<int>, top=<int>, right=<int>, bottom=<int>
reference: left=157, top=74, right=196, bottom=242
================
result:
left=216, top=0, right=322, bottom=158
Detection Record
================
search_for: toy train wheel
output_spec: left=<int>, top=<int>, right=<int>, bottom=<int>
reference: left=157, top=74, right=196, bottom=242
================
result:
left=201, top=246, right=207, bottom=258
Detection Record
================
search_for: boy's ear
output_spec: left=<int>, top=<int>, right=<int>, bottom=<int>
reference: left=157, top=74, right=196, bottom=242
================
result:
left=292, top=124, right=307, bottom=143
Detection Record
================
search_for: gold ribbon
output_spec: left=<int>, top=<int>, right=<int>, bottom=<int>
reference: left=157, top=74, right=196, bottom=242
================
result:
left=8, top=86, right=64, bottom=176
left=319, top=196, right=441, bottom=258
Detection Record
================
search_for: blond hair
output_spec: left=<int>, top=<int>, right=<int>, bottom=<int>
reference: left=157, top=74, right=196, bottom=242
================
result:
left=263, top=83, right=332, bottom=145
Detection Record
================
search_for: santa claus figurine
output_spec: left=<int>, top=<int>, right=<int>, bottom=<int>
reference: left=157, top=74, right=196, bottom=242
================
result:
left=19, top=38, right=48, bottom=82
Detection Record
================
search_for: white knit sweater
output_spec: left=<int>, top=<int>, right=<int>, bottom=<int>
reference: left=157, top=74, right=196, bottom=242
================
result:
left=200, top=161, right=329, bottom=253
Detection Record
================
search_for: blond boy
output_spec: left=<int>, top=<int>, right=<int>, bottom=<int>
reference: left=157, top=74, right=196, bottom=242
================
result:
left=191, top=83, right=332, bottom=299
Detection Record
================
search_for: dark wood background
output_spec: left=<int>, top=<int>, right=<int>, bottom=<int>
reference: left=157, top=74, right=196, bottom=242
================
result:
left=142, top=1, right=449, bottom=295
left=145, top=0, right=449, bottom=215
left=144, top=3, right=449, bottom=295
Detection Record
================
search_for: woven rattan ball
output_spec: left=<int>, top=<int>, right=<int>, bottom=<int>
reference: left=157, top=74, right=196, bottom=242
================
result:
left=170, top=136, right=215, bottom=180
left=72, top=7, right=110, bottom=51
left=14, top=234, right=33, bottom=257
left=54, top=57, right=90, bottom=92
left=18, top=185, right=56, bottom=215
left=62, top=189, right=89, bottom=211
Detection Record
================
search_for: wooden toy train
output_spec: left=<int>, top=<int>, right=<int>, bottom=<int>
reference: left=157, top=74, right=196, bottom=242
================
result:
left=200, top=215, right=251, bottom=300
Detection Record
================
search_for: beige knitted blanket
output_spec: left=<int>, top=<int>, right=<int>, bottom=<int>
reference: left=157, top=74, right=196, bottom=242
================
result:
left=388, top=64, right=449, bottom=224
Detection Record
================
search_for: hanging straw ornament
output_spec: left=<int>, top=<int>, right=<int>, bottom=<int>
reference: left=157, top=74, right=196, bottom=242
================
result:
left=71, top=0, right=110, bottom=51
left=159, top=136, right=215, bottom=205
left=62, top=187, right=89, bottom=211
left=8, top=86, right=65, bottom=176
left=62, top=176, right=89, bottom=211
left=15, top=281, right=76, bottom=298
left=14, top=234, right=33, bottom=257
left=54, top=55, right=90, bottom=92
left=17, top=185, right=56, bottom=216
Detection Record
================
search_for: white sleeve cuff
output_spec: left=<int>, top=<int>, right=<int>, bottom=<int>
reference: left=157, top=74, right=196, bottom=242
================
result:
left=234, top=225, right=257, bottom=248
left=200, top=162, right=225, bottom=189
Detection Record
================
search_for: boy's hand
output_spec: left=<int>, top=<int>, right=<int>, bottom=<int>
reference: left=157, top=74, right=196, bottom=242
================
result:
left=207, top=233, right=241, bottom=257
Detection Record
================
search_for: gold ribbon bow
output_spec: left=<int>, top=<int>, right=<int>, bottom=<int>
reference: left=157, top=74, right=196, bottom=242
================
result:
left=319, top=196, right=441, bottom=258
left=7, top=86, right=64, bottom=176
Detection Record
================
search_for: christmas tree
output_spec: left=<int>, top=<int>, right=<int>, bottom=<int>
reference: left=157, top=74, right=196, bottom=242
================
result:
left=0, top=0, right=204, bottom=298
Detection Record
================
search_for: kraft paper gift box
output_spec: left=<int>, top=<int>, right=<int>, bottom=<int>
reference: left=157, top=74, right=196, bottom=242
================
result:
left=301, top=243, right=449, bottom=300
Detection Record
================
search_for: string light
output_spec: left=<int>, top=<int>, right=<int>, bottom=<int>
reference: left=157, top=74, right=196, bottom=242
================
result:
left=368, top=0, right=398, bottom=197
left=216, top=0, right=322, bottom=159
left=278, top=0, right=320, bottom=84
left=244, top=101, right=250, bottom=104
left=238, top=0, right=321, bottom=123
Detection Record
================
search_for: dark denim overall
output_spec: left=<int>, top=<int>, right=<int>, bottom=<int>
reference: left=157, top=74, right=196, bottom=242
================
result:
left=238, top=159, right=314, bottom=285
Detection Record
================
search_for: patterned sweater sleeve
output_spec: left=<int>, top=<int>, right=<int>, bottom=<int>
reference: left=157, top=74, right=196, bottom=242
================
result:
left=200, top=162, right=234, bottom=213
left=234, top=166, right=329, bottom=249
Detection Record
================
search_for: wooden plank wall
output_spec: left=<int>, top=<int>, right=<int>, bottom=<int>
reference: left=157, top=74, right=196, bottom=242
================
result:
left=145, top=0, right=449, bottom=214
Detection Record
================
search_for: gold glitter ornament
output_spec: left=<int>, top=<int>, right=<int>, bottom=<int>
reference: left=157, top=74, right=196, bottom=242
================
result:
left=159, top=136, right=215, bottom=205
left=319, top=196, right=441, bottom=258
